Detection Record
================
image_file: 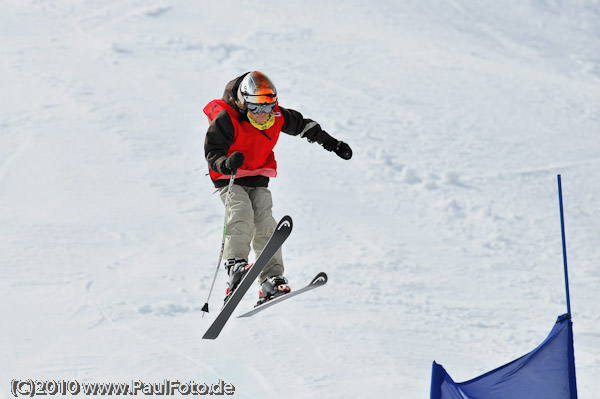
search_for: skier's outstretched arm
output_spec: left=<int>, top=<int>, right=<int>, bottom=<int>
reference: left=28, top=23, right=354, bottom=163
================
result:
left=279, top=106, right=352, bottom=160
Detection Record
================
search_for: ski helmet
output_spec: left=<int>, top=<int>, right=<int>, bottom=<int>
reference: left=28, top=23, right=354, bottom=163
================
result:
left=237, top=71, right=277, bottom=112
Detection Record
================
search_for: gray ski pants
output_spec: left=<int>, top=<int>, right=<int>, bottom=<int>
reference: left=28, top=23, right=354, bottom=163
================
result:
left=218, top=184, right=284, bottom=283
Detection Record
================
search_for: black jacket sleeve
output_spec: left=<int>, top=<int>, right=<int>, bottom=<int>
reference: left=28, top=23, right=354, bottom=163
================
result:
left=280, top=106, right=338, bottom=148
left=204, top=110, right=236, bottom=175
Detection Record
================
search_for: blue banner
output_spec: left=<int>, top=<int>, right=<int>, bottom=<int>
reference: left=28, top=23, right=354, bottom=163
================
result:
left=431, top=314, right=577, bottom=399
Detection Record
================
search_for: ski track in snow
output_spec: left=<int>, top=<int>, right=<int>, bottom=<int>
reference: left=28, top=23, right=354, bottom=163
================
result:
left=2, top=0, right=600, bottom=397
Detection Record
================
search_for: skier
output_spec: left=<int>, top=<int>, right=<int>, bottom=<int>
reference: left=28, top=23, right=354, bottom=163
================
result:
left=204, top=71, right=352, bottom=305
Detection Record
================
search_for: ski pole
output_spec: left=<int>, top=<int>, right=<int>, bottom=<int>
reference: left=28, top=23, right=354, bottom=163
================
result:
left=202, top=171, right=236, bottom=316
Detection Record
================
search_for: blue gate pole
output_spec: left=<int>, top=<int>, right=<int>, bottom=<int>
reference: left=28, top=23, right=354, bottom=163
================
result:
left=557, top=174, right=572, bottom=316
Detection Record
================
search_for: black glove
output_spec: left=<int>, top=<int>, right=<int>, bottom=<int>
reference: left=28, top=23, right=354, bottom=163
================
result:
left=225, top=151, right=245, bottom=173
left=324, top=140, right=352, bottom=160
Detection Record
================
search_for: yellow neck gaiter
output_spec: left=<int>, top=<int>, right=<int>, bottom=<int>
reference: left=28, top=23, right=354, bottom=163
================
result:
left=247, top=111, right=275, bottom=130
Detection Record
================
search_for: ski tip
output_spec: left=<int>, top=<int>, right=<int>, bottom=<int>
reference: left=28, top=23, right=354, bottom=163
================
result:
left=277, top=215, right=293, bottom=231
left=311, top=272, right=328, bottom=286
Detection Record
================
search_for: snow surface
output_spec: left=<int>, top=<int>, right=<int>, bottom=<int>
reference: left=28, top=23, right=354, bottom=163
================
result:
left=2, top=0, right=600, bottom=398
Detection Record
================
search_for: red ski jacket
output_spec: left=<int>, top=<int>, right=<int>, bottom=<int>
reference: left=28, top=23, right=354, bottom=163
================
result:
left=203, top=99, right=284, bottom=181
left=204, top=72, right=339, bottom=188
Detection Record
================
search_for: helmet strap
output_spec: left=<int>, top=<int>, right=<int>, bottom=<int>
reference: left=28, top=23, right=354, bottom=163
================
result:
left=235, top=85, right=246, bottom=110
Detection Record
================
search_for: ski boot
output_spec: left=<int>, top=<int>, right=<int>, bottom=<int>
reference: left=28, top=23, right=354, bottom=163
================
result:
left=224, top=258, right=252, bottom=302
left=257, top=275, right=291, bottom=306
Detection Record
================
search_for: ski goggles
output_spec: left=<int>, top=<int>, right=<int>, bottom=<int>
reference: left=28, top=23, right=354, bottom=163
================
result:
left=247, top=102, right=277, bottom=114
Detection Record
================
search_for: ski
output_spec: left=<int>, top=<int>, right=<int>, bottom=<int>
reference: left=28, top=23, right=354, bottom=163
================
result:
left=202, top=215, right=293, bottom=340
left=237, top=272, right=328, bottom=318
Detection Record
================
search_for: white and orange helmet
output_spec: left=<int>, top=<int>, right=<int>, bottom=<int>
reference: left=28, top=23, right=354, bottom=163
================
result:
left=237, top=71, right=278, bottom=113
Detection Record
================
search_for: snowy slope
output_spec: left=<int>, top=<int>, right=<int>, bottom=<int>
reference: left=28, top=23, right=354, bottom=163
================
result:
left=2, top=0, right=599, bottom=398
